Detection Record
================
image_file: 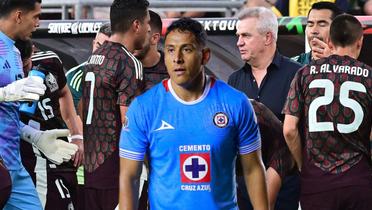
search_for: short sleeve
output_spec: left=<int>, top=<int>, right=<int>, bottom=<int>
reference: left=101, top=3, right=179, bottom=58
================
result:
left=236, top=96, right=261, bottom=155
left=119, top=99, right=148, bottom=161
left=116, top=54, right=144, bottom=106
left=282, top=70, right=304, bottom=117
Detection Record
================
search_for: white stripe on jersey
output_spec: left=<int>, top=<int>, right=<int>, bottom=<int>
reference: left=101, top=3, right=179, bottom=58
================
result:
left=65, top=61, right=87, bottom=76
left=70, top=69, right=83, bottom=90
left=121, top=47, right=143, bottom=80
left=31, top=51, right=62, bottom=64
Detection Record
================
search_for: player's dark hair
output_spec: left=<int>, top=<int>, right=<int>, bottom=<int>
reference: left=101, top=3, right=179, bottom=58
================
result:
left=110, top=0, right=149, bottom=34
left=149, top=10, right=162, bottom=34
left=0, top=0, right=41, bottom=18
left=308, top=2, right=343, bottom=20
left=99, top=22, right=112, bottom=37
left=15, top=38, right=33, bottom=60
left=165, top=17, right=207, bottom=48
left=330, top=14, right=363, bottom=47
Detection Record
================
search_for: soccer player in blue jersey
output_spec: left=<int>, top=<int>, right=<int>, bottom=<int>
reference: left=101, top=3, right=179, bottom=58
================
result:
left=0, top=1, right=78, bottom=209
left=119, top=18, right=269, bottom=210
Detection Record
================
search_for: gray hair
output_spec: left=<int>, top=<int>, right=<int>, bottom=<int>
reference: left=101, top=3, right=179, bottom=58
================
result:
left=236, top=7, right=278, bottom=41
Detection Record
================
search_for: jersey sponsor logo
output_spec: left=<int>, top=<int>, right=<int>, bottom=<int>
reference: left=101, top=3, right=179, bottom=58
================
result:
left=213, top=112, right=228, bottom=128
left=154, top=120, right=175, bottom=131
left=45, top=73, right=59, bottom=92
left=2, top=60, right=11, bottom=71
left=180, top=153, right=211, bottom=183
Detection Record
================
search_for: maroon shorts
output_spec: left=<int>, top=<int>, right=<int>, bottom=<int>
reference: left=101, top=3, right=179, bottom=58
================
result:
left=85, top=187, right=118, bottom=210
left=43, top=171, right=78, bottom=210
left=0, top=161, right=11, bottom=208
left=301, top=185, right=372, bottom=210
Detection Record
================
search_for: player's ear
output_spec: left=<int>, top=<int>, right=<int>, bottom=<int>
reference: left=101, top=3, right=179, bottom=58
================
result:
left=356, top=36, right=363, bottom=50
left=132, top=19, right=141, bottom=33
left=151, top=32, right=161, bottom=45
left=201, top=48, right=210, bottom=65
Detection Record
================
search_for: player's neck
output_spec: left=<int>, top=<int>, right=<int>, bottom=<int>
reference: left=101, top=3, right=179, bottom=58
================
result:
left=171, top=71, right=206, bottom=102
left=109, top=33, right=135, bottom=53
left=141, top=48, right=160, bottom=68
left=333, top=47, right=359, bottom=59
left=0, top=20, right=16, bottom=40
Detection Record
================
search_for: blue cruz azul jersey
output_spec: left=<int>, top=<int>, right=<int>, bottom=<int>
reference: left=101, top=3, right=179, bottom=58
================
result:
left=0, top=31, right=24, bottom=170
left=120, top=76, right=261, bottom=210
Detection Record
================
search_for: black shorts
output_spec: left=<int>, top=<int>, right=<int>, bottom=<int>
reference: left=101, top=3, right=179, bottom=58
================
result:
left=85, top=187, right=118, bottom=210
left=0, top=161, right=11, bottom=208
left=36, top=171, right=78, bottom=210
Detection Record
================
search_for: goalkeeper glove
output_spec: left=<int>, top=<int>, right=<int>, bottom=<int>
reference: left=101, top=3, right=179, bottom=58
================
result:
left=0, top=76, right=46, bottom=102
left=21, top=125, right=78, bottom=165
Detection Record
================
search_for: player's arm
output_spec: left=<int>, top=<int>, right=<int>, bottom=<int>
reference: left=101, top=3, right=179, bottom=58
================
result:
left=119, top=158, right=143, bottom=210
left=120, top=106, right=129, bottom=124
left=59, top=84, right=84, bottom=167
left=240, top=150, right=269, bottom=210
left=283, top=115, right=302, bottom=170
left=266, top=167, right=281, bottom=210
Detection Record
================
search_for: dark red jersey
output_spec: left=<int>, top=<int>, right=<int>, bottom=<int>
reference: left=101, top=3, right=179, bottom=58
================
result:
left=283, top=54, right=372, bottom=193
left=236, top=100, right=295, bottom=179
left=82, top=41, right=144, bottom=189
left=250, top=100, right=295, bottom=179
left=143, top=51, right=168, bottom=91
left=20, top=51, right=74, bottom=175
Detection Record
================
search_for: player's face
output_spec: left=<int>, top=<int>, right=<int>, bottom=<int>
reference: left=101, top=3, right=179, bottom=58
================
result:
left=165, top=30, right=209, bottom=88
left=134, top=11, right=151, bottom=51
left=133, top=30, right=151, bottom=59
left=92, top=32, right=109, bottom=52
left=236, top=17, right=266, bottom=63
left=17, top=3, right=41, bottom=40
left=306, top=9, right=333, bottom=50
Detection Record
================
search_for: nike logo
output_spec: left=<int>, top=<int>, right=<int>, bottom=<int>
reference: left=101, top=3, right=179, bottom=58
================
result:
left=155, top=120, right=175, bottom=131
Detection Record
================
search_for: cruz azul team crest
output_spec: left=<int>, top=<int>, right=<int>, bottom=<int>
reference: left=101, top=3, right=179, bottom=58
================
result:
left=213, top=112, right=228, bottom=128
left=179, top=145, right=212, bottom=192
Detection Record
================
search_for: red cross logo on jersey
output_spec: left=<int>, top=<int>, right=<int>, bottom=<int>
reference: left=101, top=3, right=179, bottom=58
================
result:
left=180, top=153, right=211, bottom=183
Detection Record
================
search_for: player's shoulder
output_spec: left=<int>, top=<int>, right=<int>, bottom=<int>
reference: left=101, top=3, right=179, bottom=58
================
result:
left=32, top=50, right=62, bottom=63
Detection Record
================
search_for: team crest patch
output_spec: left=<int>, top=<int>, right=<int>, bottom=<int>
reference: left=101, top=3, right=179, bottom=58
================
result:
left=180, top=153, right=211, bottom=183
left=213, top=112, right=228, bottom=128
left=45, top=73, right=59, bottom=92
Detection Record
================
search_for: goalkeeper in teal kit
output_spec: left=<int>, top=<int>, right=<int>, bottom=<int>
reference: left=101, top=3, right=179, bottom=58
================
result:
left=119, top=18, right=269, bottom=210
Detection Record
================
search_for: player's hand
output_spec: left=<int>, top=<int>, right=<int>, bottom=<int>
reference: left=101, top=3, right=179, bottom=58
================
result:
left=34, top=129, right=78, bottom=165
left=71, top=138, right=84, bottom=167
left=0, top=76, right=46, bottom=102
left=311, top=37, right=332, bottom=60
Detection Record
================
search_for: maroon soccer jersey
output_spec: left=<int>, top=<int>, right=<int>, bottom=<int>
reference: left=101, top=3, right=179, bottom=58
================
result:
left=283, top=55, right=372, bottom=193
left=82, top=41, right=144, bottom=189
left=236, top=100, right=294, bottom=179
left=20, top=51, right=74, bottom=175
left=143, top=51, right=168, bottom=91
left=250, top=100, right=294, bottom=178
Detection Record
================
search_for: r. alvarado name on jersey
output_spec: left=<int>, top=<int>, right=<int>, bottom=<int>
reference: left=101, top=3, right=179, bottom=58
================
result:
left=179, top=144, right=212, bottom=192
